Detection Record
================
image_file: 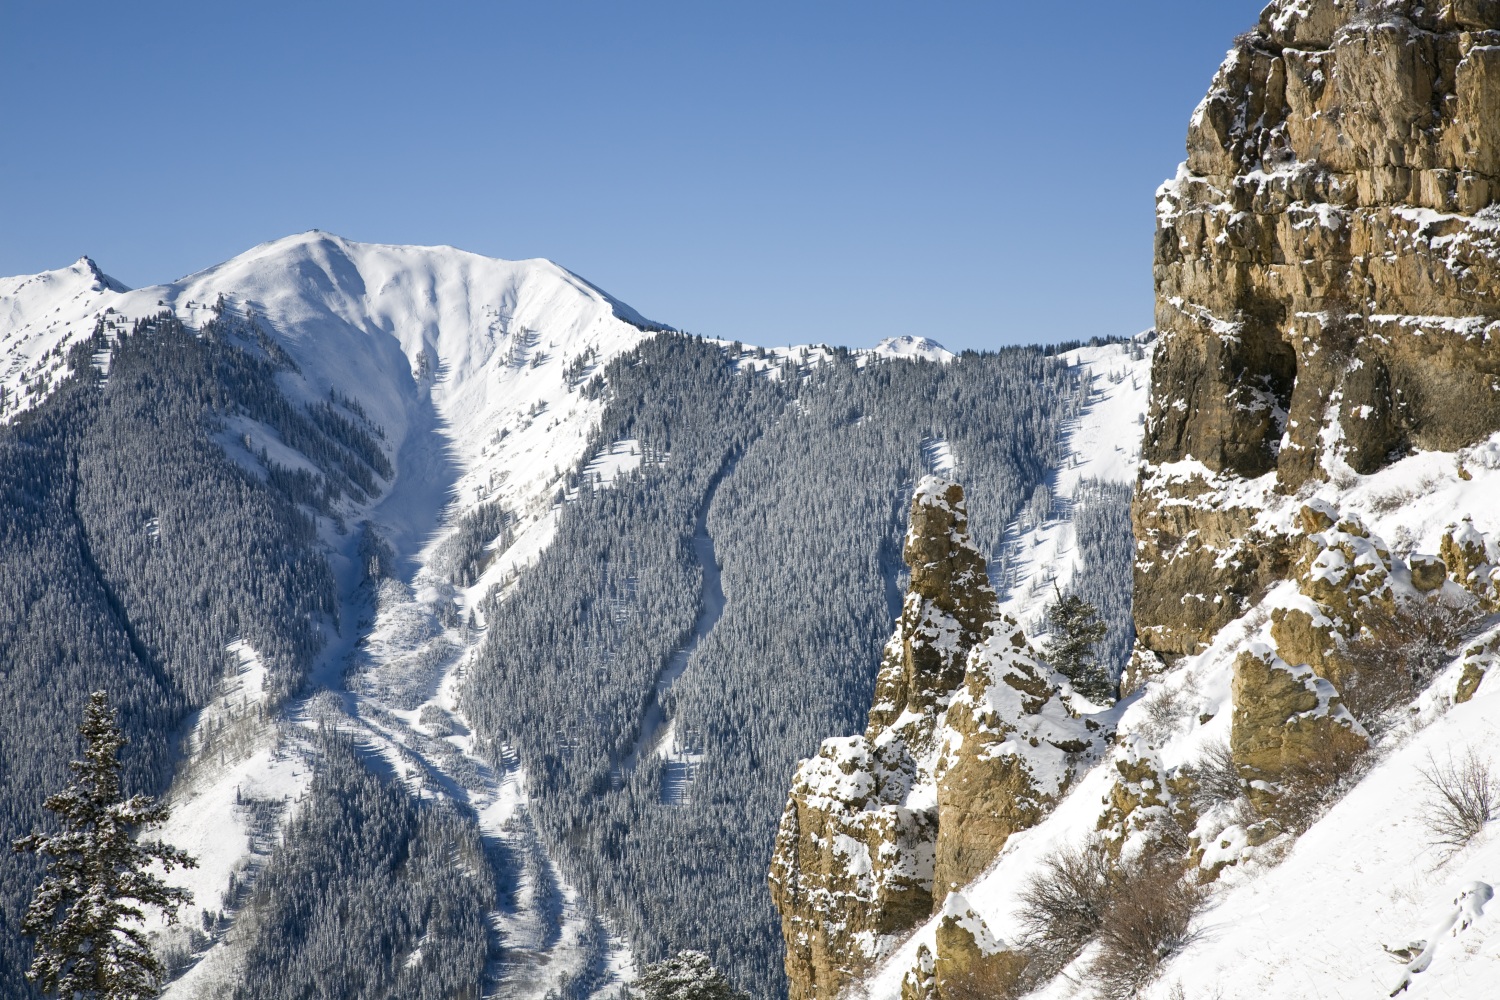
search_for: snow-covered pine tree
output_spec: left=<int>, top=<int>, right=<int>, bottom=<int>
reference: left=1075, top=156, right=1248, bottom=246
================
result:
left=12, top=691, right=196, bottom=1000
left=1045, top=585, right=1112, bottom=703
left=630, top=951, right=749, bottom=1000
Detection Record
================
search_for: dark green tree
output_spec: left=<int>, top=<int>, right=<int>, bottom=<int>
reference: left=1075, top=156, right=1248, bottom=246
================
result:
left=13, top=691, right=197, bottom=999
left=630, top=951, right=749, bottom=1000
left=1045, top=585, right=1112, bottom=703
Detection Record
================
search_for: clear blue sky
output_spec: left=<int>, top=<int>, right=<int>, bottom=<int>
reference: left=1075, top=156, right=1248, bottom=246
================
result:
left=1, top=1, right=1262, bottom=350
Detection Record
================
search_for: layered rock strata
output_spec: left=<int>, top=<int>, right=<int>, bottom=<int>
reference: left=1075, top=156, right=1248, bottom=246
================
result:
left=769, top=478, right=1096, bottom=1000
left=1134, top=0, right=1500, bottom=814
left=1136, top=0, right=1500, bottom=662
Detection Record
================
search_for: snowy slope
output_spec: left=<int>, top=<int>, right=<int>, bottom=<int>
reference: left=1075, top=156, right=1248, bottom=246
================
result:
left=994, top=342, right=1150, bottom=632
left=1125, top=439, right=1500, bottom=1000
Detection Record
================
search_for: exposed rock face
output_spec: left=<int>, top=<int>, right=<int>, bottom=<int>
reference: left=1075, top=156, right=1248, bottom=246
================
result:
left=1097, top=736, right=1197, bottom=857
left=1441, top=515, right=1500, bottom=607
left=1136, top=0, right=1500, bottom=662
left=1229, top=642, right=1368, bottom=801
left=768, top=736, right=937, bottom=999
left=1269, top=501, right=1396, bottom=690
left=932, top=622, right=1092, bottom=903
left=868, top=478, right=999, bottom=752
left=899, top=894, right=1026, bottom=1000
left=770, top=478, right=1097, bottom=1000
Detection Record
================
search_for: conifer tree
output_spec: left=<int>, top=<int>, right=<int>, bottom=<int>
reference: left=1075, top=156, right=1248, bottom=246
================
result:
left=630, top=951, right=749, bottom=1000
left=1045, top=585, right=1112, bottom=703
left=13, top=691, right=196, bottom=999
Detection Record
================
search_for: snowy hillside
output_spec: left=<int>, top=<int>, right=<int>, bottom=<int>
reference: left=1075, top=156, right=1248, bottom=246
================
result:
left=853, top=428, right=1500, bottom=1000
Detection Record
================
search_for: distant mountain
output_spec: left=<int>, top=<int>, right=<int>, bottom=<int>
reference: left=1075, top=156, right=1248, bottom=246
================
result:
left=0, top=234, right=1142, bottom=1000
left=872, top=336, right=955, bottom=364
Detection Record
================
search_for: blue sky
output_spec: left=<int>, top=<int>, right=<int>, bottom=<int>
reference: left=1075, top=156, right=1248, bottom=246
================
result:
left=1, top=2, right=1261, bottom=350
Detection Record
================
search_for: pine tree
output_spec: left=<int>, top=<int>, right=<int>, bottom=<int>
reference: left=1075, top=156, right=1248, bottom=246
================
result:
left=630, top=951, right=749, bottom=1000
left=13, top=691, right=197, bottom=999
left=1045, top=585, right=1112, bottom=703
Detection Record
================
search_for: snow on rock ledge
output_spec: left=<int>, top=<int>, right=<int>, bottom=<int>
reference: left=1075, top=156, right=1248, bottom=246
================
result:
left=769, top=479, right=1103, bottom=1000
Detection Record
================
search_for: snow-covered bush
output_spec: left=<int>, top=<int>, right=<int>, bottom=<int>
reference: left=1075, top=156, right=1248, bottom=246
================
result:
left=1419, top=748, right=1497, bottom=853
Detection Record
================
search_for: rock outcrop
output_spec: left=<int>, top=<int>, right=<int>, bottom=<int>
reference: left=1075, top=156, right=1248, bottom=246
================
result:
left=1268, top=501, right=1396, bottom=690
left=1229, top=642, right=1368, bottom=805
left=932, top=622, right=1094, bottom=902
left=899, top=895, right=1026, bottom=1000
left=769, top=478, right=1098, bottom=1000
left=1136, top=0, right=1500, bottom=662
left=1136, top=0, right=1500, bottom=828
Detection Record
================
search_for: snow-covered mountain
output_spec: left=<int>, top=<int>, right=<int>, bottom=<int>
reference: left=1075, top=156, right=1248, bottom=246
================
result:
left=51, top=233, right=672, bottom=998
left=3, top=231, right=660, bottom=531
left=1, top=233, right=1138, bottom=1000
left=873, top=336, right=956, bottom=364
left=0, top=232, right=689, bottom=999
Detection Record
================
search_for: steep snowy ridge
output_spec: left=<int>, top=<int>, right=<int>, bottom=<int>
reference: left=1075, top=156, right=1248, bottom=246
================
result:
left=0, top=256, right=128, bottom=415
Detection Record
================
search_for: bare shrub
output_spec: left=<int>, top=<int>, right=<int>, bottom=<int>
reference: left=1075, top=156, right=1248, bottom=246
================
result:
left=1139, top=685, right=1185, bottom=744
left=1419, top=748, right=1497, bottom=852
left=1017, top=835, right=1203, bottom=997
left=1181, top=740, right=1243, bottom=816
left=1015, top=837, right=1116, bottom=981
left=1090, top=858, right=1202, bottom=1000
left=1340, top=597, right=1488, bottom=729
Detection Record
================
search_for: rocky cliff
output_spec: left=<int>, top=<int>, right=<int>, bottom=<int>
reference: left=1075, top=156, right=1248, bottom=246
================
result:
left=1135, top=0, right=1500, bottom=791
left=778, top=3, right=1500, bottom=998
left=1136, top=0, right=1500, bottom=667
left=768, top=478, right=1097, bottom=1000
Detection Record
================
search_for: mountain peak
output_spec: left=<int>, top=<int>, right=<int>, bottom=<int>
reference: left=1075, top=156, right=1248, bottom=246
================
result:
left=75, top=255, right=128, bottom=293
left=0, top=233, right=664, bottom=425
left=874, top=335, right=954, bottom=363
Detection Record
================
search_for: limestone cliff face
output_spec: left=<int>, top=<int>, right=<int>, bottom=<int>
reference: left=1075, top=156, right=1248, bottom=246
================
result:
left=1136, top=0, right=1500, bottom=664
left=769, top=478, right=1096, bottom=1000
